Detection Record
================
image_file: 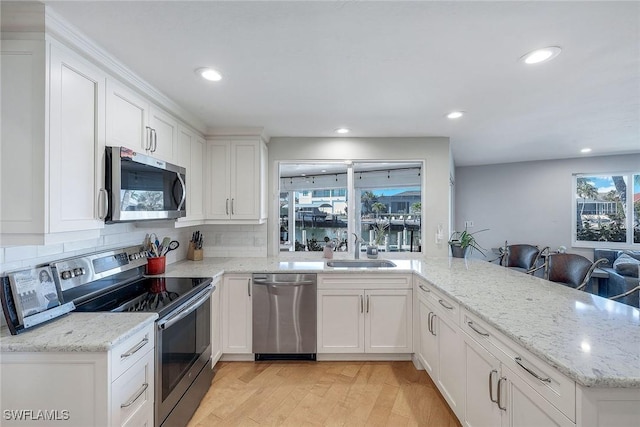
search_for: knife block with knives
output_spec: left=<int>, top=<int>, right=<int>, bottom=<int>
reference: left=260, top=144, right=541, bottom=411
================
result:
left=187, top=231, right=204, bottom=261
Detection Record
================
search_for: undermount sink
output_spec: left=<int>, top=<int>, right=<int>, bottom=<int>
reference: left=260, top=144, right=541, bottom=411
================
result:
left=325, top=260, right=397, bottom=268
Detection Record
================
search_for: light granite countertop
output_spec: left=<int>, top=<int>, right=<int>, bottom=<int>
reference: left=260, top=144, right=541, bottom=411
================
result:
left=0, top=312, right=157, bottom=352
left=161, top=255, right=640, bottom=388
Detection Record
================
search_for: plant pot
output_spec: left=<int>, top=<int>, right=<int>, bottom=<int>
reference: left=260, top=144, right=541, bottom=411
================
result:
left=366, top=245, right=379, bottom=259
left=450, top=244, right=468, bottom=258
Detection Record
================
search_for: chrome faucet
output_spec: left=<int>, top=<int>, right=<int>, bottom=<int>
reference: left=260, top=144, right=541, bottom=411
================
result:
left=352, top=233, right=362, bottom=259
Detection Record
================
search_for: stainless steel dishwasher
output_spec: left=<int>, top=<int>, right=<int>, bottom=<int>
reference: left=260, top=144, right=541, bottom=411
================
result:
left=252, top=273, right=317, bottom=360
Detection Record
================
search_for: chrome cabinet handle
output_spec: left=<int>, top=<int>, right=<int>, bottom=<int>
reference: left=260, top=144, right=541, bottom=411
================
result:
left=418, top=284, right=430, bottom=293
left=120, top=337, right=149, bottom=359
left=248, top=279, right=251, bottom=297
left=438, top=299, right=454, bottom=310
left=427, top=312, right=432, bottom=333
left=145, top=126, right=152, bottom=150
left=151, top=128, right=157, bottom=152
left=98, top=188, right=108, bottom=220
left=514, top=356, right=552, bottom=383
left=225, top=198, right=229, bottom=215
left=366, top=295, right=370, bottom=313
left=497, top=377, right=507, bottom=411
left=360, top=295, right=364, bottom=313
left=429, top=312, right=437, bottom=336
left=231, top=198, right=235, bottom=215
left=176, top=172, right=186, bottom=211
left=467, top=321, right=490, bottom=337
left=121, top=382, right=148, bottom=408
left=489, top=370, right=498, bottom=403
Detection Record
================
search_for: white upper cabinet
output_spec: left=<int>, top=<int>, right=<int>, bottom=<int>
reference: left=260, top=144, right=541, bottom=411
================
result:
left=176, top=125, right=205, bottom=224
left=205, top=138, right=268, bottom=223
left=106, top=79, right=148, bottom=153
left=148, top=105, right=178, bottom=162
left=0, top=38, right=105, bottom=245
left=49, top=41, right=106, bottom=233
left=106, top=80, right=177, bottom=163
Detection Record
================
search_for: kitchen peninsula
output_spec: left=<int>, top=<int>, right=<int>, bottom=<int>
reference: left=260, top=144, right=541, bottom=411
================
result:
left=164, top=256, right=640, bottom=427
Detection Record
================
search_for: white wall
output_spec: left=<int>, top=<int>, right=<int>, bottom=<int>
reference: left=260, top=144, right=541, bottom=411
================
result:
left=454, top=154, right=640, bottom=260
left=267, top=137, right=452, bottom=257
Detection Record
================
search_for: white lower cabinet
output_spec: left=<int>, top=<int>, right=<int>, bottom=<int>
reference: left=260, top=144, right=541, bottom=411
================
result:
left=461, top=308, right=575, bottom=427
left=221, top=274, right=252, bottom=354
left=463, top=332, right=573, bottom=427
left=317, top=274, right=413, bottom=354
left=0, top=324, right=154, bottom=427
left=416, top=279, right=464, bottom=419
left=210, top=277, right=223, bottom=366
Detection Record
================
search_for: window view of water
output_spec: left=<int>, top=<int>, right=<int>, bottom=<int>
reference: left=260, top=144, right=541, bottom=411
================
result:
left=279, top=161, right=423, bottom=252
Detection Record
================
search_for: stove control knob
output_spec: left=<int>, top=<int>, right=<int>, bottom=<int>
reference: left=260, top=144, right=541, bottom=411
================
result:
left=73, top=268, right=84, bottom=276
left=61, top=270, right=72, bottom=280
left=129, top=254, right=136, bottom=261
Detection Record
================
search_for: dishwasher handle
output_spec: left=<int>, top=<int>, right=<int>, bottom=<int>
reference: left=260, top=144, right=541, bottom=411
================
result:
left=252, top=279, right=315, bottom=286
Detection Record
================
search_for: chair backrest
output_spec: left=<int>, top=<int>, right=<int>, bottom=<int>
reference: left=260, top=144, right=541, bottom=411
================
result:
left=503, top=244, right=540, bottom=270
left=546, top=253, right=597, bottom=289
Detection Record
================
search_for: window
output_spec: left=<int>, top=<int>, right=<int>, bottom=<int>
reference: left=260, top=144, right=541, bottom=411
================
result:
left=279, top=161, right=423, bottom=253
left=573, top=172, right=640, bottom=247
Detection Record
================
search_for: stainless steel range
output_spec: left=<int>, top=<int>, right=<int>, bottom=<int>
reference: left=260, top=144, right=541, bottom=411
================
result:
left=50, top=246, right=214, bottom=427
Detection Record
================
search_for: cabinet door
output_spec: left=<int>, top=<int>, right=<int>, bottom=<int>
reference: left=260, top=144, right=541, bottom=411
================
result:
left=111, top=349, right=154, bottom=427
left=317, top=289, right=364, bottom=353
left=221, top=275, right=252, bottom=353
left=1, top=40, right=47, bottom=237
left=106, top=79, right=149, bottom=151
left=206, top=141, right=231, bottom=219
left=210, top=280, right=222, bottom=366
left=48, top=42, right=106, bottom=232
left=177, top=127, right=204, bottom=222
left=230, top=140, right=261, bottom=219
left=463, top=333, right=502, bottom=427
left=435, top=309, right=465, bottom=419
left=365, top=289, right=412, bottom=353
left=418, top=298, right=438, bottom=377
left=502, top=365, right=574, bottom=427
left=148, top=105, right=177, bottom=162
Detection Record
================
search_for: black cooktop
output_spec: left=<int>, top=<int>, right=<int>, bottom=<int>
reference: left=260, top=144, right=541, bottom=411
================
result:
left=73, top=276, right=212, bottom=318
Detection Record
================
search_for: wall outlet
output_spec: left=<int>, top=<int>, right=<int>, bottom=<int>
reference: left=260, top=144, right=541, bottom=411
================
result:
left=464, top=220, right=474, bottom=228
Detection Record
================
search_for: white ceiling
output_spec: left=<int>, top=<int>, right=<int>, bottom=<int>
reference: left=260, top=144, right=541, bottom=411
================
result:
left=45, top=1, right=640, bottom=166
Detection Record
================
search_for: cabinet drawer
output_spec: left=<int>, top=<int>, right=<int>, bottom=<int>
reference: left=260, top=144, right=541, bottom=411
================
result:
left=319, top=274, right=411, bottom=290
left=416, top=278, right=459, bottom=325
left=110, top=324, right=154, bottom=380
left=462, top=309, right=576, bottom=421
left=112, top=349, right=154, bottom=427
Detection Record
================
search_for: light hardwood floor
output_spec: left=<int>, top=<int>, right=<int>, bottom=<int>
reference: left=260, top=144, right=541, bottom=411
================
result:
left=187, top=361, right=461, bottom=426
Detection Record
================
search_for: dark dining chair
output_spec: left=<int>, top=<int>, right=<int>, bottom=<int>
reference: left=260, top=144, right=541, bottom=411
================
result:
left=492, top=241, right=546, bottom=272
left=530, top=253, right=608, bottom=291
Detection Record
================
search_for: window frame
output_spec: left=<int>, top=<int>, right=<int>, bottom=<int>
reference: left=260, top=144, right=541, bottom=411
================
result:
left=571, top=171, right=639, bottom=249
left=277, top=160, right=425, bottom=256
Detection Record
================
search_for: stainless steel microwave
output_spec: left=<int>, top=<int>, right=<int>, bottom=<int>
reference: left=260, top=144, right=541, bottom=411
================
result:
left=105, top=146, right=186, bottom=223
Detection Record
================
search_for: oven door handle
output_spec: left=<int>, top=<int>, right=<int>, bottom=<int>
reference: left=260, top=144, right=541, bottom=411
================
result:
left=157, top=285, right=213, bottom=330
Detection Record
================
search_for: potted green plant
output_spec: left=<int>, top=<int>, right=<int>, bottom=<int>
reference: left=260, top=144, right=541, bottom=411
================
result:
left=368, top=220, right=389, bottom=259
left=448, top=227, right=488, bottom=258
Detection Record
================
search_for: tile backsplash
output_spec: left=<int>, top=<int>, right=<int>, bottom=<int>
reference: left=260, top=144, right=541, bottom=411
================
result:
left=0, top=223, right=268, bottom=274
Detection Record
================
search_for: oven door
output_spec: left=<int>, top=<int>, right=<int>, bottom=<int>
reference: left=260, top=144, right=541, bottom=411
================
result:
left=155, top=285, right=212, bottom=426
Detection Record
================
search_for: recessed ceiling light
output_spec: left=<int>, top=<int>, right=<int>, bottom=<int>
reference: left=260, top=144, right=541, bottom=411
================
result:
left=446, top=111, right=464, bottom=119
left=581, top=148, right=592, bottom=153
left=196, top=67, right=222, bottom=81
left=335, top=128, right=350, bottom=134
left=520, top=46, right=562, bottom=65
